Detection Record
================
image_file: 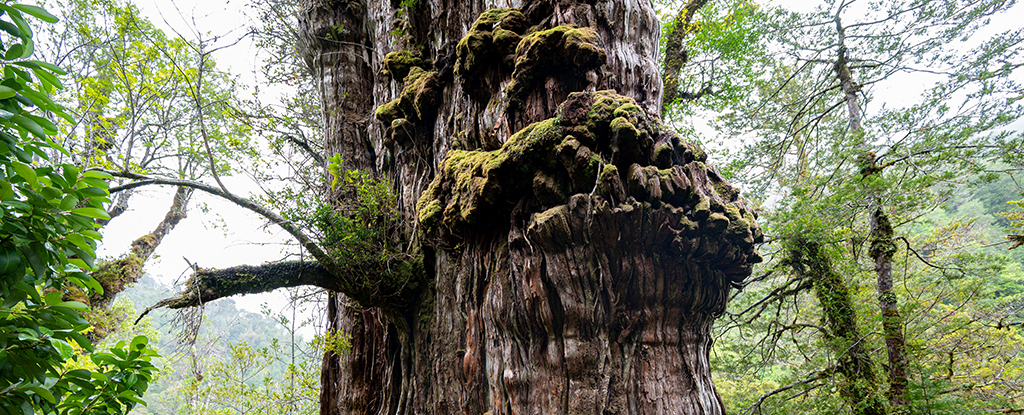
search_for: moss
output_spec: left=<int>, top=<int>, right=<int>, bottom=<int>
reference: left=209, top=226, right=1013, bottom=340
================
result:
left=505, top=26, right=607, bottom=110
left=375, top=100, right=403, bottom=125
left=374, top=67, right=440, bottom=147
left=653, top=140, right=674, bottom=169
left=594, top=163, right=625, bottom=202
left=533, top=171, right=568, bottom=206
left=416, top=89, right=763, bottom=262
left=455, top=8, right=528, bottom=92
left=381, top=50, right=431, bottom=81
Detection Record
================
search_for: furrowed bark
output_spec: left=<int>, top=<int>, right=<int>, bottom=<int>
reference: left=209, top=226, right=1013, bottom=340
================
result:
left=788, top=238, right=887, bottom=415
left=295, top=0, right=764, bottom=413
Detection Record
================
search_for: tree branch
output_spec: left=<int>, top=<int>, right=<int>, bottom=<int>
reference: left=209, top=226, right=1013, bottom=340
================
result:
left=99, top=170, right=348, bottom=290
left=661, top=0, right=709, bottom=115
left=157, top=261, right=334, bottom=309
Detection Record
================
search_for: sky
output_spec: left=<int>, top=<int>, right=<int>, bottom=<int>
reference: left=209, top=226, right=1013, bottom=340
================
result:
left=93, top=0, right=314, bottom=332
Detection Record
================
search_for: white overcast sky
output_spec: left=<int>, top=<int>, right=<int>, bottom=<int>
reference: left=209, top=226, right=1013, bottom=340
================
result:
left=97, top=0, right=301, bottom=318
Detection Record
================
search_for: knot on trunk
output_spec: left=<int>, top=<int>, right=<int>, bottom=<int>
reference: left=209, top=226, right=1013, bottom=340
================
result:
left=418, top=90, right=762, bottom=279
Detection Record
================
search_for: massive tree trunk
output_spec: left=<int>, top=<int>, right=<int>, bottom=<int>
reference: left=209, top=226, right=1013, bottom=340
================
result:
left=297, top=1, right=763, bottom=413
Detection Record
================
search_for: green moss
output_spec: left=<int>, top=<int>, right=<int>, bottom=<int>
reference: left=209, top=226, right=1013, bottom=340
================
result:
left=376, top=101, right=402, bottom=125
left=381, top=50, right=431, bottom=81
left=609, top=117, right=639, bottom=143
left=653, top=141, right=673, bottom=168
left=505, top=26, right=607, bottom=109
left=455, top=8, right=528, bottom=89
left=533, top=171, right=567, bottom=205
left=374, top=67, right=440, bottom=147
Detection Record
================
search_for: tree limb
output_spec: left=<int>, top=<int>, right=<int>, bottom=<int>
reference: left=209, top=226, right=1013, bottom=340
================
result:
left=661, top=0, right=709, bottom=115
left=158, top=261, right=334, bottom=309
left=99, top=169, right=351, bottom=292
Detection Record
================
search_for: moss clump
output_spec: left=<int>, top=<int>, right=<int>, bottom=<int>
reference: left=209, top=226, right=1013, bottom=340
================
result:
left=381, top=50, right=431, bottom=81
left=505, top=26, right=607, bottom=110
left=375, top=67, right=441, bottom=148
left=455, top=8, right=529, bottom=92
left=417, top=89, right=763, bottom=269
left=417, top=118, right=563, bottom=235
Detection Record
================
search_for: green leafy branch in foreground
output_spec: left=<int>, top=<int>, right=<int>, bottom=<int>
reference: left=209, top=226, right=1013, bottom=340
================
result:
left=0, top=2, right=158, bottom=414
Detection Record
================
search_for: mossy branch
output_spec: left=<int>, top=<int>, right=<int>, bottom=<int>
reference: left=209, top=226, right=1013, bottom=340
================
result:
left=152, top=261, right=335, bottom=309
left=101, top=170, right=352, bottom=293
left=661, top=0, right=710, bottom=115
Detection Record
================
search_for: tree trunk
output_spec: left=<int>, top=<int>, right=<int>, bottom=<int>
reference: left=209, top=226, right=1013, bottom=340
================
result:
left=835, top=16, right=908, bottom=409
left=869, top=208, right=908, bottom=408
left=300, top=0, right=762, bottom=413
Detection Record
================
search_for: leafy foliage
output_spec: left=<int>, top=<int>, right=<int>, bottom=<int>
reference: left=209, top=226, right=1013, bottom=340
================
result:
left=0, top=2, right=157, bottom=413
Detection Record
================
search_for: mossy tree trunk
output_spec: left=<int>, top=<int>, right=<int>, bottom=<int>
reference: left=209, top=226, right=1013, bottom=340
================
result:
left=787, top=238, right=887, bottom=415
left=293, top=1, right=763, bottom=413
left=835, top=17, right=909, bottom=409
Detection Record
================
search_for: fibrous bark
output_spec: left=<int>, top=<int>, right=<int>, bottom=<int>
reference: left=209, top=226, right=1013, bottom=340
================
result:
left=298, top=0, right=763, bottom=412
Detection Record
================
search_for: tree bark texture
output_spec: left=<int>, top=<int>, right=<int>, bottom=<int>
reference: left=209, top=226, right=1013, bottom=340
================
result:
left=300, top=0, right=762, bottom=413
left=869, top=208, right=908, bottom=408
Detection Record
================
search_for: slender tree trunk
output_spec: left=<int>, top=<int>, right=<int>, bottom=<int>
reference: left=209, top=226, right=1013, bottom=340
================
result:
left=869, top=209, right=909, bottom=407
left=834, top=15, right=908, bottom=410
left=301, top=1, right=762, bottom=413
left=788, top=238, right=887, bottom=415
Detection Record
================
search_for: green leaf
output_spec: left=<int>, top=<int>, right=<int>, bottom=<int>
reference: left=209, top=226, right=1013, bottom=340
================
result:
left=71, top=207, right=109, bottom=220
left=57, top=301, right=89, bottom=311
left=129, top=335, right=149, bottom=350
left=64, top=244, right=93, bottom=269
left=0, top=20, right=22, bottom=37
left=43, top=291, right=61, bottom=305
left=59, top=194, right=79, bottom=210
left=30, top=68, right=62, bottom=90
left=0, top=247, right=22, bottom=274
left=22, top=60, right=65, bottom=75
left=25, top=114, right=56, bottom=134
left=11, top=5, right=59, bottom=24
left=25, top=386, right=54, bottom=404
left=11, top=161, right=37, bottom=186
left=0, top=85, right=16, bottom=100
left=81, top=170, right=113, bottom=180
left=10, top=114, right=44, bottom=138
left=0, top=180, right=13, bottom=199
left=18, top=244, right=46, bottom=279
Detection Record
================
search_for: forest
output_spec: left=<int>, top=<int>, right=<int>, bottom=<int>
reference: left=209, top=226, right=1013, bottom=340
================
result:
left=0, top=0, right=1022, bottom=414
